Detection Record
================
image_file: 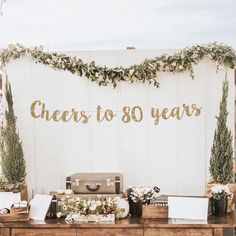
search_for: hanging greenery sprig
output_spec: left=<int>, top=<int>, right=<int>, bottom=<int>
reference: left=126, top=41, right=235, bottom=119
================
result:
left=0, top=42, right=235, bottom=88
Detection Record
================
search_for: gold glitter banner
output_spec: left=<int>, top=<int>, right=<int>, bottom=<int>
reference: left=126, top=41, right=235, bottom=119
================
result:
left=30, top=100, right=202, bottom=125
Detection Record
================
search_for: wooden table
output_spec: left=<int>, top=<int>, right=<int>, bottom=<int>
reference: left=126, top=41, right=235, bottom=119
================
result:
left=143, top=213, right=236, bottom=236
left=0, top=213, right=236, bottom=236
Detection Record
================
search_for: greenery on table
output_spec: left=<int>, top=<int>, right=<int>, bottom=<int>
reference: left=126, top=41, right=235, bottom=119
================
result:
left=0, top=42, right=235, bottom=88
left=209, top=79, right=234, bottom=184
left=57, top=196, right=123, bottom=218
left=0, top=80, right=26, bottom=191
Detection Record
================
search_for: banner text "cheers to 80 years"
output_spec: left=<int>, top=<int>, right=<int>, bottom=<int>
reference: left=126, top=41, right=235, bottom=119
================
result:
left=30, top=100, right=202, bottom=125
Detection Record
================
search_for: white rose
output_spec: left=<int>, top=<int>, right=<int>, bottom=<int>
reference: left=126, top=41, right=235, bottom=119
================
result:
left=57, top=212, right=62, bottom=218
left=90, top=203, right=97, bottom=211
left=87, top=200, right=91, bottom=205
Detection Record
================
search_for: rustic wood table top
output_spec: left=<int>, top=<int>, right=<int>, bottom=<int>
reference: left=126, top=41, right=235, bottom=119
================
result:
left=0, top=213, right=236, bottom=229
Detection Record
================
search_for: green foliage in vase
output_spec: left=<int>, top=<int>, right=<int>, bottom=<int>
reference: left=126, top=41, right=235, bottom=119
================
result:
left=0, top=80, right=26, bottom=190
left=209, top=79, right=234, bottom=184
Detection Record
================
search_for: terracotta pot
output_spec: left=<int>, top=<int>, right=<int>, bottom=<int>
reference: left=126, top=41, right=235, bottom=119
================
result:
left=205, top=182, right=236, bottom=212
left=20, top=183, right=28, bottom=201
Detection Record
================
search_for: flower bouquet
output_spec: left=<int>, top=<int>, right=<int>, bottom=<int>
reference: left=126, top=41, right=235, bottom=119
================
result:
left=126, top=186, right=160, bottom=217
left=211, top=185, right=232, bottom=217
left=57, top=196, right=124, bottom=222
left=211, top=185, right=232, bottom=200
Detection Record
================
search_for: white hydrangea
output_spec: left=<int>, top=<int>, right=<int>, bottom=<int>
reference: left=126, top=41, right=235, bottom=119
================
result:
left=211, top=185, right=232, bottom=200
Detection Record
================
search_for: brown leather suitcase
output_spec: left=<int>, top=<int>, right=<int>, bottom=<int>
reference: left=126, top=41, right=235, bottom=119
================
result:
left=67, top=173, right=123, bottom=194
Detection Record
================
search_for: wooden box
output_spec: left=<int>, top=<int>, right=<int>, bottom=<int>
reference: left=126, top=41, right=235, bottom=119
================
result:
left=11, top=206, right=28, bottom=215
left=0, top=212, right=29, bottom=222
left=0, top=206, right=29, bottom=222
left=142, top=205, right=168, bottom=219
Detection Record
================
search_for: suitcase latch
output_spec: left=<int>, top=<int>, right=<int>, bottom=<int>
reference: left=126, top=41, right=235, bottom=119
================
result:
left=106, top=179, right=114, bottom=186
left=72, top=179, right=80, bottom=187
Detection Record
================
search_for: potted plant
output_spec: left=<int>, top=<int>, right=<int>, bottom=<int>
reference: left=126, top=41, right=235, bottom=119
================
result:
left=0, top=80, right=27, bottom=199
left=211, top=185, right=232, bottom=217
left=126, top=186, right=160, bottom=217
left=206, top=79, right=235, bottom=212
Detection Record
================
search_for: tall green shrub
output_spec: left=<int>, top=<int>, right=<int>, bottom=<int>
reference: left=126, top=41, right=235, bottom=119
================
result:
left=0, top=79, right=26, bottom=188
left=209, top=79, right=234, bottom=184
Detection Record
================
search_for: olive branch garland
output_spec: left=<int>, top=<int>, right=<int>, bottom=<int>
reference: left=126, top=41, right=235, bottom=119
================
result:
left=0, top=42, right=235, bottom=88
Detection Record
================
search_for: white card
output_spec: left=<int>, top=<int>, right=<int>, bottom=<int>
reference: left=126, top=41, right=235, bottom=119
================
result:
left=0, top=192, right=21, bottom=209
left=168, top=196, right=208, bottom=220
left=29, top=194, right=53, bottom=220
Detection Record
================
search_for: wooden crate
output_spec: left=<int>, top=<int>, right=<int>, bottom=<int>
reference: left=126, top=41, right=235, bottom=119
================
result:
left=0, top=212, right=29, bottom=222
left=142, top=205, right=168, bottom=219
left=11, top=206, right=28, bottom=215
left=0, top=206, right=29, bottom=222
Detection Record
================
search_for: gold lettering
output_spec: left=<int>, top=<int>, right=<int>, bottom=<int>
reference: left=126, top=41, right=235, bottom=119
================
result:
left=97, top=105, right=105, bottom=122
left=50, top=110, right=61, bottom=122
left=30, top=100, right=41, bottom=118
left=61, top=111, right=73, bottom=122
left=183, top=103, right=194, bottom=117
left=71, top=109, right=91, bottom=123
left=151, top=108, right=161, bottom=125
left=161, top=108, right=170, bottom=120
left=170, top=107, right=182, bottom=120
left=41, top=103, right=51, bottom=121
left=81, top=111, right=91, bottom=124
left=30, top=100, right=202, bottom=125
left=131, top=106, right=143, bottom=122
left=122, top=106, right=131, bottom=123
left=72, top=109, right=81, bottom=122
left=97, top=105, right=115, bottom=122
left=192, top=104, right=202, bottom=116
left=105, top=109, right=116, bottom=121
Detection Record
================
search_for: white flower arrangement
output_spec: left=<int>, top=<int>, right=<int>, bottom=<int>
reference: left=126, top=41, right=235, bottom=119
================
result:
left=57, top=196, right=124, bottom=220
left=211, top=185, right=232, bottom=200
left=127, top=186, right=160, bottom=203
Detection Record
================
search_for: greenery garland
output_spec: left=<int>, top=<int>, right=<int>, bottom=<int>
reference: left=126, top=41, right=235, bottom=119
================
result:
left=0, top=42, right=235, bottom=88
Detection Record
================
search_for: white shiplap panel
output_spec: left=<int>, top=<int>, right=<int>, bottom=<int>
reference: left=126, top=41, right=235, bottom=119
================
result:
left=149, top=72, right=180, bottom=194
left=3, top=51, right=234, bottom=198
left=178, top=61, right=208, bottom=195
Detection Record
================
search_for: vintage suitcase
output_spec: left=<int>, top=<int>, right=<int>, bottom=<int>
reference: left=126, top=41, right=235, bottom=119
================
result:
left=67, top=173, right=123, bottom=194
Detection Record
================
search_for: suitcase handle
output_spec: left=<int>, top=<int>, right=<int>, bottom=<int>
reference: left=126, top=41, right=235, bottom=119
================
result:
left=85, top=183, right=101, bottom=192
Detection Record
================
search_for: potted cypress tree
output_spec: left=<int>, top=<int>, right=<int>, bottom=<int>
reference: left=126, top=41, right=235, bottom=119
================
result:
left=0, top=79, right=27, bottom=199
left=206, top=78, right=236, bottom=212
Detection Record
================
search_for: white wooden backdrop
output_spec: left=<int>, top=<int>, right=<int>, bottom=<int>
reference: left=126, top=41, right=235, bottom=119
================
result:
left=3, top=50, right=234, bottom=197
